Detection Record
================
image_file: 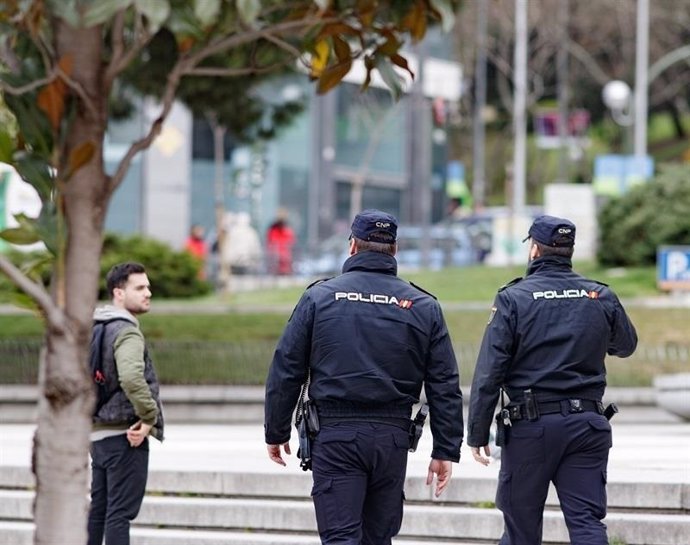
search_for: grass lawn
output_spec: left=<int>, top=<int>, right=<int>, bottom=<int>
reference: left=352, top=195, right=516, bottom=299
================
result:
left=224, top=262, right=662, bottom=307
left=0, top=262, right=684, bottom=386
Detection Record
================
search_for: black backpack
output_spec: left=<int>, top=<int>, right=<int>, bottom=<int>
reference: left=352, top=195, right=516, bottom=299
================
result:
left=90, top=318, right=128, bottom=415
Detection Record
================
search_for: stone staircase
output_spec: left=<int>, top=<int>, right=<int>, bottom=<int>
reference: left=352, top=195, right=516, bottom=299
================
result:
left=1, top=465, right=688, bottom=545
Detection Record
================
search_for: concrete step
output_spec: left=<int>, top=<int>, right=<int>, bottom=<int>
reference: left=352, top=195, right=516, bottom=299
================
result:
left=0, top=521, right=495, bottom=545
left=1, top=489, right=688, bottom=545
left=2, top=465, right=688, bottom=511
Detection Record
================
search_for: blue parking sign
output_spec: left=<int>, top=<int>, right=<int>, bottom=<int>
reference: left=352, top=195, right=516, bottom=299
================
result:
left=657, top=246, right=690, bottom=291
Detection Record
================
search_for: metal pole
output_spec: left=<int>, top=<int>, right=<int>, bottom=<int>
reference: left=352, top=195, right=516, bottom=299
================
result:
left=472, top=0, right=488, bottom=208
left=557, top=0, right=570, bottom=183
left=634, top=0, right=649, bottom=158
left=512, top=0, right=528, bottom=216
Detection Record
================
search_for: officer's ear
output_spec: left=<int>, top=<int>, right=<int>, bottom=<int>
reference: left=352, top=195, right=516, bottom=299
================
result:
left=349, top=237, right=357, bottom=256
left=529, top=241, right=540, bottom=260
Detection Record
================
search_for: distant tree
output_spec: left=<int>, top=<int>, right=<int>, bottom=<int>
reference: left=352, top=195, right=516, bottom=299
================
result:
left=0, top=1, right=458, bottom=543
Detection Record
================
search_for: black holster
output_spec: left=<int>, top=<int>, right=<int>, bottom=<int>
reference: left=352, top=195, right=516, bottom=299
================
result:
left=494, top=412, right=508, bottom=447
left=408, top=404, right=429, bottom=453
left=296, top=400, right=320, bottom=471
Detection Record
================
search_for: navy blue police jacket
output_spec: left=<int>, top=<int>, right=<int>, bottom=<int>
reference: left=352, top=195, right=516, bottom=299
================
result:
left=264, top=250, right=464, bottom=462
left=467, top=255, right=638, bottom=447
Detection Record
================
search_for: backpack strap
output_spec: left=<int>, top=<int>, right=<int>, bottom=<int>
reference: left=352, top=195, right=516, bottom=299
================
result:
left=91, top=318, right=131, bottom=415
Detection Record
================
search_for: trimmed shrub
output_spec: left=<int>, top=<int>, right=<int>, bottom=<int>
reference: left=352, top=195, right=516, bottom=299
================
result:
left=598, top=164, right=690, bottom=266
left=0, top=233, right=212, bottom=302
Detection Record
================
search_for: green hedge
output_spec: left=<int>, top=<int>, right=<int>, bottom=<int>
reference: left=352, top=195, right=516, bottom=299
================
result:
left=0, top=233, right=212, bottom=302
left=598, top=164, right=690, bottom=266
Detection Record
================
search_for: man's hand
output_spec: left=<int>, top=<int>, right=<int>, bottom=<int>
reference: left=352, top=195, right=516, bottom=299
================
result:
left=426, top=459, right=452, bottom=497
left=127, top=421, right=151, bottom=448
left=267, top=442, right=291, bottom=466
left=471, top=445, right=491, bottom=466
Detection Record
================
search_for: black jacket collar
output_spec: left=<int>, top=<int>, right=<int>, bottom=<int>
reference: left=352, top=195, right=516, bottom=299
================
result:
left=342, top=251, right=398, bottom=276
left=526, top=255, right=573, bottom=276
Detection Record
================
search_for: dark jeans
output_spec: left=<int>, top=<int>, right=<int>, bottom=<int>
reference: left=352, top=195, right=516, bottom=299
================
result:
left=87, top=434, right=149, bottom=545
left=497, top=412, right=612, bottom=545
left=310, top=421, right=410, bottom=545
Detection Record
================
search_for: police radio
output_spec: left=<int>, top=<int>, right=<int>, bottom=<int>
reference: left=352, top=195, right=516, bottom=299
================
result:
left=409, top=404, right=429, bottom=452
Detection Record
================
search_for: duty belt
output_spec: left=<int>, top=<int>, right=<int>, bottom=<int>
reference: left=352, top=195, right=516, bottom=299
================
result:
left=507, top=399, right=603, bottom=421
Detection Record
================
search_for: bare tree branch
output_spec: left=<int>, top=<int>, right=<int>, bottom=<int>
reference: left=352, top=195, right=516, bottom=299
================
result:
left=0, top=37, right=21, bottom=73
left=109, top=59, right=188, bottom=192
left=110, top=18, right=329, bottom=192
left=104, top=13, right=151, bottom=91
left=259, top=31, right=304, bottom=59
left=187, top=17, right=327, bottom=67
left=0, top=255, right=66, bottom=333
left=56, top=68, right=99, bottom=121
left=0, top=73, right=56, bottom=95
left=567, top=40, right=610, bottom=85
left=186, top=63, right=289, bottom=77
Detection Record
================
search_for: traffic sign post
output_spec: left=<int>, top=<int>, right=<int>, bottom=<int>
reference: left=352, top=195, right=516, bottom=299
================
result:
left=657, top=246, right=690, bottom=292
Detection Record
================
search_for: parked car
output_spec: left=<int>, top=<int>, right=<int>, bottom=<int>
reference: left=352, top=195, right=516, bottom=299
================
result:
left=294, top=224, right=477, bottom=277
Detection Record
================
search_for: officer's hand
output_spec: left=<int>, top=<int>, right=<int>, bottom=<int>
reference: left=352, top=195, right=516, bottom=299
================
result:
left=426, top=459, right=452, bottom=497
left=471, top=445, right=491, bottom=466
left=126, top=421, right=151, bottom=448
left=267, top=443, right=291, bottom=466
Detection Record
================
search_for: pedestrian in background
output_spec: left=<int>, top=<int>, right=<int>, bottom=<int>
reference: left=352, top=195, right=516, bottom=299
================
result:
left=88, top=262, right=164, bottom=545
left=184, top=224, right=208, bottom=279
left=264, top=209, right=464, bottom=545
left=266, top=210, right=296, bottom=275
left=467, top=215, right=637, bottom=545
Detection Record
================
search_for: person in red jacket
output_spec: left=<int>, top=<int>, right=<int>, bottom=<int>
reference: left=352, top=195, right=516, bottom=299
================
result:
left=184, top=224, right=208, bottom=279
left=266, top=215, right=295, bottom=275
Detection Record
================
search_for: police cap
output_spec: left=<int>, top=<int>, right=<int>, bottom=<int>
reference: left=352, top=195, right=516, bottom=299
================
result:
left=524, top=215, right=576, bottom=247
left=351, top=209, right=398, bottom=243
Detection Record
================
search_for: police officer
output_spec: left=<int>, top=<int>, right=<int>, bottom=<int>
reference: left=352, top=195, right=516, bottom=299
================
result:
left=467, top=215, right=637, bottom=545
left=264, top=209, right=464, bottom=545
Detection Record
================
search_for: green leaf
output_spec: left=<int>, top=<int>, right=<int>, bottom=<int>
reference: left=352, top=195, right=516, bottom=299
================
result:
left=428, top=0, right=456, bottom=33
left=135, top=0, right=171, bottom=33
left=3, top=93, right=53, bottom=158
left=83, top=0, right=134, bottom=27
left=0, top=129, right=14, bottom=164
left=35, top=203, right=60, bottom=256
left=236, top=0, right=261, bottom=25
left=20, top=253, right=54, bottom=281
left=14, top=154, right=54, bottom=202
left=0, top=227, right=41, bottom=245
left=194, top=0, right=221, bottom=26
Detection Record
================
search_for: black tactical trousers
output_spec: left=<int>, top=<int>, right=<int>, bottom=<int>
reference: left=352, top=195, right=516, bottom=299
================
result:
left=497, top=411, right=612, bottom=545
left=87, top=434, right=149, bottom=545
left=310, top=421, right=410, bottom=545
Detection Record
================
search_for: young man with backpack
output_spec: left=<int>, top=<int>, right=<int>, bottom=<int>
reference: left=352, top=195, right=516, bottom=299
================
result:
left=88, top=262, right=164, bottom=545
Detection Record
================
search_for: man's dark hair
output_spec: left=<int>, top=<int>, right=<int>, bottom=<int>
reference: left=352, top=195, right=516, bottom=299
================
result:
left=352, top=236, right=396, bottom=256
left=106, top=262, right=146, bottom=297
left=534, top=241, right=574, bottom=258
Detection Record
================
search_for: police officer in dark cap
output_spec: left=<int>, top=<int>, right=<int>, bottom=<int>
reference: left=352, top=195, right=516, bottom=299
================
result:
left=467, top=214, right=637, bottom=545
left=265, top=209, right=464, bottom=545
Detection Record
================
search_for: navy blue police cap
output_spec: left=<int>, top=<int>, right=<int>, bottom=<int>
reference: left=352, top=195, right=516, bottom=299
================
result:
left=523, top=215, right=576, bottom=247
left=351, top=209, right=398, bottom=243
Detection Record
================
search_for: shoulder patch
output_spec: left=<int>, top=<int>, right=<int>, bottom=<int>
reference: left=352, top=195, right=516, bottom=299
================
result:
left=305, top=277, right=332, bottom=290
left=498, top=276, right=523, bottom=292
left=408, top=281, right=437, bottom=300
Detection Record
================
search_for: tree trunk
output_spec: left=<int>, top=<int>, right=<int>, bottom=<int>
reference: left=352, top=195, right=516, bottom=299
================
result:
left=667, top=100, right=687, bottom=139
left=33, top=22, right=110, bottom=545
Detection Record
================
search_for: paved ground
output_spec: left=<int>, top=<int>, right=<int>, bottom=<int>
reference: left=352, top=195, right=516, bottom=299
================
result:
left=2, top=407, right=688, bottom=486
